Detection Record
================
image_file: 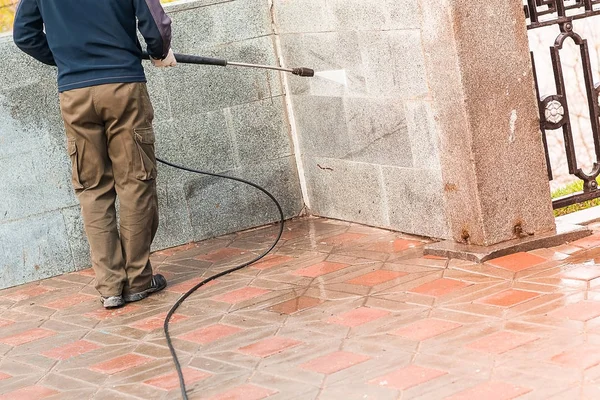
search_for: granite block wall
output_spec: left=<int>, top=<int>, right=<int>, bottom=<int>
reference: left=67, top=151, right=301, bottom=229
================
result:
left=273, top=0, right=451, bottom=239
left=0, top=0, right=304, bottom=289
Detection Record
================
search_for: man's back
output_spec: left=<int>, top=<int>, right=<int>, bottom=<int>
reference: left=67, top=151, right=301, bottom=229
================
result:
left=13, top=0, right=171, bottom=92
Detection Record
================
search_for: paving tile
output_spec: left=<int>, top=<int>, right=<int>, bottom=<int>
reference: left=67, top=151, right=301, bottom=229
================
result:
left=178, top=324, right=242, bottom=344
left=326, top=307, right=390, bottom=327
left=0, top=372, right=11, bottom=380
left=167, top=278, right=219, bottom=294
left=0, top=386, right=58, bottom=400
left=346, top=270, right=407, bottom=286
left=129, top=312, right=188, bottom=331
left=238, top=337, right=302, bottom=358
left=205, top=384, right=278, bottom=400
left=84, top=305, right=140, bottom=320
left=571, top=234, right=600, bottom=249
left=299, top=351, right=370, bottom=374
left=321, top=233, right=367, bottom=246
left=268, top=296, right=323, bottom=314
left=143, top=367, right=211, bottom=391
left=465, top=331, right=538, bottom=354
left=478, top=289, right=539, bottom=307
left=89, top=353, right=152, bottom=374
left=291, top=261, right=350, bottom=277
left=251, top=255, right=295, bottom=270
left=368, top=364, right=447, bottom=390
left=76, top=268, right=96, bottom=277
left=390, top=318, right=462, bottom=341
left=42, top=340, right=101, bottom=360
left=211, top=287, right=271, bottom=304
left=551, top=300, right=600, bottom=321
left=551, top=345, right=600, bottom=369
left=409, top=278, right=470, bottom=297
left=0, top=319, right=14, bottom=328
left=194, top=247, right=247, bottom=262
left=369, top=239, right=424, bottom=253
left=561, top=266, right=600, bottom=281
left=2, top=286, right=54, bottom=302
left=42, top=293, right=96, bottom=310
left=487, top=252, right=546, bottom=272
left=445, top=381, right=532, bottom=400
left=0, top=328, right=56, bottom=346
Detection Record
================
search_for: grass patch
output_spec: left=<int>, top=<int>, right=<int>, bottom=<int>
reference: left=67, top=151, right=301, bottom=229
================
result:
left=552, top=178, right=600, bottom=216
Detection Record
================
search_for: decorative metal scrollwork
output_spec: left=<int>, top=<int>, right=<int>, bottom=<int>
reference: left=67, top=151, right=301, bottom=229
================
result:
left=527, top=2, right=600, bottom=208
left=524, top=0, right=600, bottom=29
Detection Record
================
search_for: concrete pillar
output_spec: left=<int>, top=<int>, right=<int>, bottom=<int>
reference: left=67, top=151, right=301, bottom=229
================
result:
left=420, top=0, right=556, bottom=246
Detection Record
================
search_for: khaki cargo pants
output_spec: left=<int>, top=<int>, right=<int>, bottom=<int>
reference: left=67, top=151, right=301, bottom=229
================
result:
left=59, top=83, right=159, bottom=298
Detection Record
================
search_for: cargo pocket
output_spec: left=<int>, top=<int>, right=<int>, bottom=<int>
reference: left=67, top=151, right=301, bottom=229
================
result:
left=133, top=127, right=157, bottom=180
left=67, top=138, right=85, bottom=190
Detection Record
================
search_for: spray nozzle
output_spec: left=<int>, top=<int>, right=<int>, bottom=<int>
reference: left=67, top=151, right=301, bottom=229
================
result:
left=292, top=67, right=315, bottom=77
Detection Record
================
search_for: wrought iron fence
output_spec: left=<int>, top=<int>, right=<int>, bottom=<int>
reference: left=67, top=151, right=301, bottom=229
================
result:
left=526, top=0, right=600, bottom=209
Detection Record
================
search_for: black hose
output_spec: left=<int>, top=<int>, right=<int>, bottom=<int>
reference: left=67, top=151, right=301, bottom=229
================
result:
left=156, top=157, right=285, bottom=400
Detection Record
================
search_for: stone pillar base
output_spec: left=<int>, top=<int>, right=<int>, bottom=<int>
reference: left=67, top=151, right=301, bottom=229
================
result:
left=424, top=222, right=590, bottom=263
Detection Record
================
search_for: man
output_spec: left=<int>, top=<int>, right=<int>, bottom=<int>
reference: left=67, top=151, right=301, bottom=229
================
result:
left=13, top=0, right=176, bottom=308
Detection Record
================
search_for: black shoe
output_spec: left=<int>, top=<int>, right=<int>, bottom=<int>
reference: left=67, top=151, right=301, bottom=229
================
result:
left=123, top=274, right=167, bottom=303
left=101, top=295, right=125, bottom=309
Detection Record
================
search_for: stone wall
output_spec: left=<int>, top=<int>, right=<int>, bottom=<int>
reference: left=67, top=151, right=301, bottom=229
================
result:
left=0, top=0, right=304, bottom=289
left=273, top=0, right=451, bottom=239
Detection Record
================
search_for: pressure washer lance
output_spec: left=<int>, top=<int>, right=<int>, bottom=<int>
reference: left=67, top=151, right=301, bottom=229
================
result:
left=142, top=52, right=314, bottom=400
left=141, top=51, right=315, bottom=77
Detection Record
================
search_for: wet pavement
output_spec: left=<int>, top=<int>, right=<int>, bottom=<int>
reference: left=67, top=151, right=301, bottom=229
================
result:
left=2, top=217, right=600, bottom=399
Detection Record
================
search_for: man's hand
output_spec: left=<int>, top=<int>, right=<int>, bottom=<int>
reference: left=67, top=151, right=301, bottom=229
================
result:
left=151, top=48, right=177, bottom=68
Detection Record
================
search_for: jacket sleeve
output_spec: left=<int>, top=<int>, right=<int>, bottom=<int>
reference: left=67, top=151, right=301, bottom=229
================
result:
left=12, top=0, right=56, bottom=66
left=133, top=0, right=172, bottom=59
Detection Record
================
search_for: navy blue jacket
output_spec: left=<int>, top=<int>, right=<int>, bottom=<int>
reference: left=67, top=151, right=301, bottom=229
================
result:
left=13, top=0, right=172, bottom=92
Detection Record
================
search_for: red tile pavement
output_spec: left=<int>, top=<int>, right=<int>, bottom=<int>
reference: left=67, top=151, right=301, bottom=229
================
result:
left=194, top=247, right=247, bottom=262
left=391, top=319, right=462, bottom=341
left=205, top=384, right=277, bottom=400
left=90, top=353, right=152, bottom=374
left=326, top=307, right=390, bottom=327
left=129, top=312, right=188, bottom=331
left=551, top=301, right=600, bottom=321
left=268, top=296, right=323, bottom=314
left=300, top=351, right=371, bottom=374
left=478, top=289, right=539, bottom=307
left=346, top=270, right=407, bottom=286
left=0, top=328, right=56, bottom=346
left=3, top=217, right=600, bottom=399
left=84, top=305, right=140, bottom=320
left=465, top=331, right=538, bottom=354
left=571, top=233, right=600, bottom=249
left=291, top=261, right=349, bottom=277
left=144, top=367, right=211, bottom=390
left=178, top=324, right=242, bottom=344
left=0, top=386, right=58, bottom=400
left=2, top=285, right=53, bottom=301
left=42, top=340, right=101, bottom=360
left=42, top=293, right=96, bottom=309
left=550, top=345, right=600, bottom=369
left=251, top=255, right=294, bottom=270
left=561, top=266, right=600, bottom=281
left=445, top=381, right=532, bottom=400
left=410, top=278, right=470, bottom=297
left=167, top=278, right=219, bottom=293
left=238, top=337, right=302, bottom=357
left=211, top=287, right=271, bottom=304
left=368, top=365, right=447, bottom=390
left=487, top=252, right=546, bottom=272
left=0, top=319, right=14, bottom=328
left=321, top=232, right=366, bottom=245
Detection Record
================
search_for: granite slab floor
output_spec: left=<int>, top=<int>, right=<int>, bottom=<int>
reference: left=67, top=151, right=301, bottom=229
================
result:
left=3, top=216, right=600, bottom=399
